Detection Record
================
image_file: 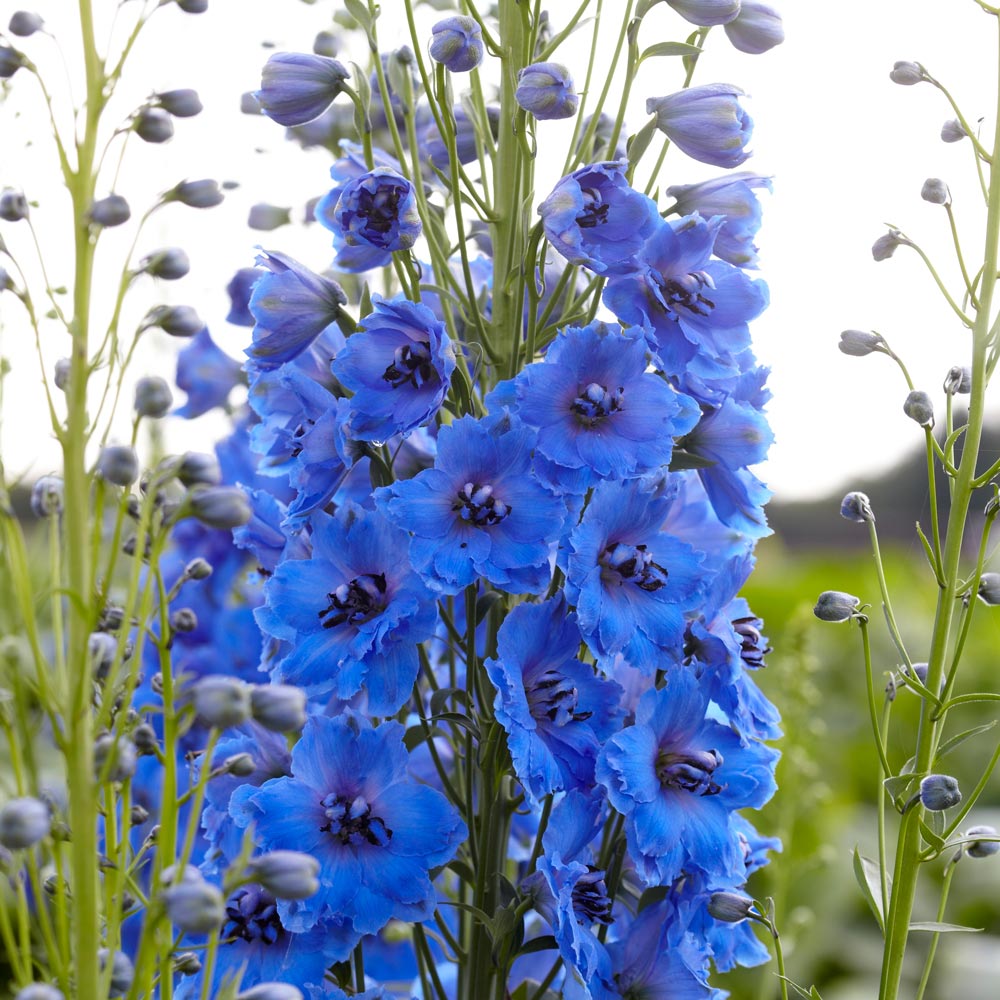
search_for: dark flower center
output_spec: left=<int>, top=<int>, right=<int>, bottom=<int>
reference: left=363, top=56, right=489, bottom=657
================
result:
left=576, top=186, right=610, bottom=229
left=527, top=668, right=592, bottom=727
left=655, top=747, right=723, bottom=796
left=222, top=886, right=282, bottom=946
left=320, top=793, right=392, bottom=847
left=571, top=382, right=624, bottom=426
left=453, top=482, right=511, bottom=526
left=599, top=542, right=668, bottom=592
left=733, top=615, right=770, bottom=670
left=358, top=184, right=403, bottom=235
left=382, top=340, right=434, bottom=389
left=571, top=867, right=614, bottom=926
left=318, top=573, right=387, bottom=629
left=655, top=269, right=716, bottom=321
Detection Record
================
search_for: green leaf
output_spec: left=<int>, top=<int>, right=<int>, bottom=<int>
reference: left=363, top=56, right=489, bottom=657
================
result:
left=919, top=818, right=945, bottom=853
left=518, top=934, right=557, bottom=956
left=935, top=720, right=998, bottom=762
left=909, top=921, right=983, bottom=933
left=343, top=0, right=374, bottom=34
left=639, top=41, right=704, bottom=62
left=626, top=116, right=659, bottom=173
left=852, top=846, right=886, bottom=934
left=430, top=711, right=481, bottom=740
left=475, top=589, right=505, bottom=624
left=637, top=885, right=671, bottom=912
left=429, top=687, right=470, bottom=717
left=668, top=448, right=716, bottom=471
left=403, top=724, right=435, bottom=751
left=445, top=858, right=478, bottom=886
left=883, top=772, right=923, bottom=806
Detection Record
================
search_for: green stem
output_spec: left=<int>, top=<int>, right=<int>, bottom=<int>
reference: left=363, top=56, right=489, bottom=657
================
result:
left=914, top=856, right=959, bottom=1000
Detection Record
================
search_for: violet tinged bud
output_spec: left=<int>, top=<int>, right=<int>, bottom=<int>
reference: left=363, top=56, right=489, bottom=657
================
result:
left=920, top=774, right=962, bottom=811
left=723, top=1, right=784, bottom=54
left=224, top=753, right=256, bottom=777
left=94, top=734, right=138, bottom=782
left=134, top=107, right=175, bottom=144
left=170, top=608, right=198, bottom=633
left=0, top=44, right=25, bottom=79
left=185, top=557, right=213, bottom=580
left=226, top=267, right=260, bottom=326
left=139, top=247, right=190, bottom=280
left=155, top=88, right=202, bottom=117
left=162, top=878, right=226, bottom=933
left=516, top=62, right=579, bottom=120
left=813, top=590, right=861, bottom=623
left=965, top=825, right=1000, bottom=859
left=176, top=0, right=208, bottom=12
left=143, top=304, right=204, bottom=338
left=250, top=684, right=308, bottom=732
left=164, top=179, right=224, bottom=208
left=647, top=84, right=752, bottom=169
left=96, top=445, right=139, bottom=486
left=920, top=178, right=949, bottom=205
left=192, top=675, right=252, bottom=729
left=313, top=30, right=339, bottom=58
left=943, top=365, right=971, bottom=395
left=160, top=864, right=204, bottom=887
left=187, top=485, right=252, bottom=529
left=88, top=194, right=131, bottom=227
left=14, top=985, right=65, bottom=1000
left=134, top=376, right=173, bottom=418
left=872, top=229, right=908, bottom=261
left=657, top=0, right=740, bottom=26
left=256, top=52, right=351, bottom=127
left=174, top=953, right=202, bottom=976
left=890, top=61, right=928, bottom=85
left=840, top=491, right=874, bottom=523
left=903, top=390, right=934, bottom=428
left=30, top=475, right=63, bottom=517
left=0, top=266, right=12, bottom=292
left=430, top=15, right=485, bottom=73
left=247, top=850, right=320, bottom=899
left=131, top=722, right=158, bottom=755
left=9, top=12, right=45, bottom=36
left=0, top=796, right=51, bottom=849
left=0, top=188, right=29, bottom=222
left=240, top=91, right=262, bottom=115
left=54, top=358, right=70, bottom=390
left=98, top=949, right=134, bottom=998
left=88, top=631, right=118, bottom=679
left=977, top=572, right=1000, bottom=605
left=707, top=891, right=755, bottom=922
left=941, top=118, right=967, bottom=143
left=130, top=804, right=149, bottom=825
left=177, top=451, right=222, bottom=487
left=247, top=203, right=292, bottom=231
left=237, top=986, right=305, bottom=1000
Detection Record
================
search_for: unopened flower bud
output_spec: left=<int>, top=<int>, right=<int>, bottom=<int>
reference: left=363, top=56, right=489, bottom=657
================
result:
left=162, top=877, right=226, bottom=933
left=707, top=891, right=754, bottom=922
left=130, top=804, right=150, bottom=825
left=97, top=950, right=134, bottom=998
left=185, top=557, right=213, bottom=580
left=134, top=107, right=175, bottom=143
left=176, top=0, right=208, bottom=13
left=430, top=15, right=485, bottom=73
left=14, top=985, right=64, bottom=1000
left=240, top=91, right=261, bottom=114
left=0, top=796, right=51, bottom=849
left=903, top=390, right=934, bottom=428
left=313, top=30, right=339, bottom=58
left=132, top=722, right=158, bottom=755
left=943, top=365, right=971, bottom=395
left=516, top=62, right=578, bottom=120
left=177, top=451, right=222, bottom=487
left=54, top=358, right=71, bottom=390
left=88, top=194, right=131, bottom=228
left=237, top=986, right=304, bottom=1000
left=94, top=734, right=138, bottom=782
left=134, top=376, right=173, bottom=418
left=0, top=188, right=28, bottom=222
left=723, top=1, right=784, bottom=54
left=155, top=88, right=202, bottom=117
left=9, top=12, right=45, bottom=37
left=920, top=178, right=949, bottom=205
left=840, top=491, right=874, bottom=523
left=872, top=229, right=909, bottom=261
left=160, top=863, right=202, bottom=887
left=920, top=774, right=961, bottom=811
left=941, top=119, right=967, bottom=143
left=174, top=952, right=202, bottom=975
left=187, top=485, right=252, bottom=529
left=223, top=752, right=256, bottom=777
left=250, top=684, right=308, bottom=732
left=192, top=675, right=252, bottom=729
left=248, top=850, right=320, bottom=899
left=138, top=247, right=190, bottom=282
left=96, top=445, right=139, bottom=486
left=247, top=203, right=291, bottom=231
left=143, top=304, right=204, bottom=338
left=965, top=825, right=1000, bottom=858
left=88, top=631, right=118, bottom=679
left=30, top=475, right=63, bottom=517
left=977, top=572, right=1000, bottom=605
left=890, top=60, right=927, bottom=85
left=170, top=608, right=198, bottom=633
left=0, top=45, right=25, bottom=79
left=256, top=52, right=350, bottom=127
left=813, top=590, right=861, bottom=623
left=164, top=179, right=224, bottom=209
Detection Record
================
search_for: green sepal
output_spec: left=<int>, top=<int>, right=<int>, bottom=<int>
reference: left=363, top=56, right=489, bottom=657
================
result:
left=909, top=921, right=983, bottom=933
left=852, top=846, right=887, bottom=935
left=639, top=41, right=705, bottom=63
left=626, top=116, right=659, bottom=174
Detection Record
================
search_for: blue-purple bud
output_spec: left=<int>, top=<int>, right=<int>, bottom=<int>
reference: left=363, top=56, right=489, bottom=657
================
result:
left=94, top=734, right=138, bottom=782
left=224, top=752, right=256, bottom=777
left=257, top=52, right=350, bottom=127
left=132, top=722, right=158, bottom=755
left=9, top=12, right=44, bottom=36
left=250, top=684, right=308, bottom=732
left=247, top=203, right=292, bottom=231
left=724, top=1, right=784, bottom=54
left=162, top=877, right=226, bottom=933
left=96, top=445, right=139, bottom=486
left=143, top=304, right=204, bottom=338
left=0, top=796, right=51, bottom=848
left=941, top=119, right=967, bottom=143
left=838, top=329, right=886, bottom=357
left=176, top=0, right=208, bottom=12
left=920, top=178, right=949, bottom=205
left=707, top=891, right=755, bottom=922
left=313, top=29, right=339, bottom=58
left=88, top=632, right=118, bottom=679
left=134, top=107, right=174, bottom=143
left=660, top=0, right=740, bottom=25
left=515, top=62, right=578, bottom=120
left=174, top=952, right=202, bottom=976
left=919, top=774, right=961, bottom=811
left=965, top=825, right=1000, bottom=858
left=97, top=949, right=134, bottom=998
left=840, top=491, right=873, bottom=523
left=139, top=247, right=190, bottom=280
left=177, top=451, right=222, bottom=486
left=943, top=365, right=971, bottom=395
left=30, top=475, right=63, bottom=517
left=170, top=607, right=198, bottom=633
left=903, top=390, right=934, bottom=428
left=155, top=88, right=202, bottom=117
left=0, top=44, right=25, bottom=79
left=14, top=985, right=65, bottom=1000
left=248, top=850, right=320, bottom=899
left=185, top=557, right=213, bottom=580
left=192, top=675, right=252, bottom=728
left=237, top=986, right=304, bottom=1000
left=890, top=61, right=928, bottom=85
left=0, top=188, right=28, bottom=222
left=165, top=179, right=224, bottom=208
left=977, top=572, right=1000, bottom=606
left=54, top=358, right=70, bottom=390
left=813, top=590, right=861, bottom=623
left=430, top=15, right=485, bottom=73
left=134, top=376, right=173, bottom=418
left=872, top=229, right=910, bottom=260
left=88, top=194, right=131, bottom=227
left=647, top=83, right=752, bottom=168
left=186, top=485, right=252, bottom=529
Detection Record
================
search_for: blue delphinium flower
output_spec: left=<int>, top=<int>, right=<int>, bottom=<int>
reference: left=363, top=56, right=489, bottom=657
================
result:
left=724, top=1, right=785, bottom=54
left=376, top=414, right=565, bottom=595
left=565, top=478, right=704, bottom=667
left=666, top=0, right=741, bottom=25
left=485, top=597, right=622, bottom=803
left=226, top=266, right=261, bottom=326
left=538, top=162, right=661, bottom=275
left=647, top=84, right=753, bottom=169
left=256, top=52, right=350, bottom=127
left=247, top=250, right=347, bottom=369
left=596, top=669, right=778, bottom=886
left=328, top=167, right=421, bottom=255
left=333, top=294, right=456, bottom=441
left=515, top=321, right=698, bottom=486
left=234, top=714, right=466, bottom=947
left=256, top=503, right=438, bottom=713
left=429, top=15, right=484, bottom=73
left=515, top=62, right=579, bottom=120
left=174, top=327, right=244, bottom=419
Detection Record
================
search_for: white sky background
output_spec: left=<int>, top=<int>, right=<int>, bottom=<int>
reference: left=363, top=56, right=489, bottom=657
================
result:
left=0, top=0, right=996, bottom=502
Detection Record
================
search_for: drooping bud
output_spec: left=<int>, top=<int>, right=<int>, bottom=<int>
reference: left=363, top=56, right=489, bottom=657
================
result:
left=889, top=61, right=927, bottom=85
left=88, top=194, right=131, bottom=228
left=903, top=390, right=934, bottom=428
left=186, top=485, right=252, bottom=529
left=139, top=247, right=190, bottom=280
left=133, top=107, right=175, bottom=144
left=430, top=15, right=485, bottom=73
left=9, top=12, right=45, bottom=37
left=174, top=952, right=202, bottom=976
left=176, top=0, right=208, bottom=12
left=177, top=451, right=222, bottom=487
left=164, top=179, right=224, bottom=209
left=94, top=734, right=138, bottom=782
left=813, top=591, right=861, bottom=623
left=224, top=753, right=256, bottom=777
left=96, top=445, right=139, bottom=486
left=965, top=825, right=1000, bottom=859
left=919, top=774, right=962, bottom=811
left=247, top=850, right=320, bottom=899
left=170, top=608, right=198, bottom=633
left=131, top=723, right=158, bottom=755
left=88, top=631, right=118, bottom=679
left=872, top=229, right=909, bottom=261
left=838, top=329, right=887, bottom=357
left=840, top=491, right=874, bottom=523
left=920, top=178, right=949, bottom=205
left=247, top=203, right=292, bottom=231
left=943, top=365, right=971, bottom=395
left=515, top=62, right=579, bottom=120
left=256, top=52, right=351, bottom=127
left=191, top=675, right=252, bottom=729
left=0, top=796, right=51, bottom=849
left=647, top=83, right=752, bottom=168
left=155, top=88, right=203, bottom=117
left=185, top=557, right=213, bottom=580
left=976, top=572, right=1000, bottom=605
left=30, top=475, right=63, bottom=517
left=54, top=358, right=71, bottom=390
left=250, top=684, right=308, bottom=732
left=313, top=30, right=339, bottom=58
left=0, top=188, right=29, bottom=222
left=98, top=950, right=134, bottom=999
left=134, top=376, right=173, bottom=418
left=0, top=45, right=25, bottom=79
left=162, top=877, right=226, bottom=933
left=142, top=304, right=204, bottom=338
left=723, top=1, right=784, bottom=54
left=940, top=119, right=967, bottom=143
left=707, top=891, right=755, bottom=922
